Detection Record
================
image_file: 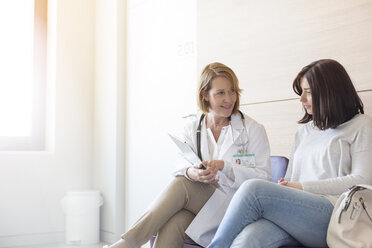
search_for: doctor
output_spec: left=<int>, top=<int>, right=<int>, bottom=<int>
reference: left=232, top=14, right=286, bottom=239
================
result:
left=104, top=62, right=271, bottom=248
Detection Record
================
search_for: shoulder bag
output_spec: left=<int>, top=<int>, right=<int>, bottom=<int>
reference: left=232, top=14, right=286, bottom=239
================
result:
left=327, top=184, right=372, bottom=248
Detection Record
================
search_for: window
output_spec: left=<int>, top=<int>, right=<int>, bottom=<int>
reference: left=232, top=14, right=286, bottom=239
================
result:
left=0, top=0, right=47, bottom=150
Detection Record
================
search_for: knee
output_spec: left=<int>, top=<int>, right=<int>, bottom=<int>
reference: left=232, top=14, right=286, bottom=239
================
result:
left=238, top=179, right=271, bottom=197
left=160, top=210, right=194, bottom=234
left=173, top=176, right=189, bottom=183
left=171, top=176, right=188, bottom=189
left=166, top=176, right=192, bottom=196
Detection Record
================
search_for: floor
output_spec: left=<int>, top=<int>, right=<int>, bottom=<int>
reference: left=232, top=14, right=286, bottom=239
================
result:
left=1, top=243, right=109, bottom=248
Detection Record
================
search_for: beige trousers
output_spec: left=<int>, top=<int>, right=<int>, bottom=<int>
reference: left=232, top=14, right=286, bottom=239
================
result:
left=122, top=176, right=216, bottom=248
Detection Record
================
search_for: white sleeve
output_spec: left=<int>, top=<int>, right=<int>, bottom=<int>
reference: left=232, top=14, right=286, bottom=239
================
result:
left=221, top=123, right=271, bottom=190
left=172, top=166, right=196, bottom=181
left=302, top=118, right=372, bottom=195
left=302, top=152, right=372, bottom=195
left=172, top=116, right=198, bottom=180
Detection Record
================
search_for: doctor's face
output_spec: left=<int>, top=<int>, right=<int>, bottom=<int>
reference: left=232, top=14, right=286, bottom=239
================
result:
left=204, top=76, right=237, bottom=118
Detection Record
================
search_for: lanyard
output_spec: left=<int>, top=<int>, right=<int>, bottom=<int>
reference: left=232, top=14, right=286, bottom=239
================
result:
left=196, top=110, right=246, bottom=161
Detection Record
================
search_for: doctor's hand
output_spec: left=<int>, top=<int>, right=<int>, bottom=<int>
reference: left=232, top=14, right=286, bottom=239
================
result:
left=187, top=160, right=224, bottom=184
left=278, top=178, right=303, bottom=190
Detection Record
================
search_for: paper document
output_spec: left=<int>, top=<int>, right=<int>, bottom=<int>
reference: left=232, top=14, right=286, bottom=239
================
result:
left=168, top=133, right=202, bottom=166
left=168, top=133, right=226, bottom=193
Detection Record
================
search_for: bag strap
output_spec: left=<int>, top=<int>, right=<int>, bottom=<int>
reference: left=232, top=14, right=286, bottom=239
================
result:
left=339, top=184, right=372, bottom=223
left=343, top=185, right=372, bottom=208
left=355, top=184, right=372, bottom=191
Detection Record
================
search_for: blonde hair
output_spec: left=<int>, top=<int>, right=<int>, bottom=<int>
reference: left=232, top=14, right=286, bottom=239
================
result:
left=197, top=62, right=242, bottom=114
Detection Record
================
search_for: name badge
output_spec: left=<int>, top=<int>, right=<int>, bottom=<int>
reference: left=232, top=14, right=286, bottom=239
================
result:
left=233, top=154, right=255, bottom=168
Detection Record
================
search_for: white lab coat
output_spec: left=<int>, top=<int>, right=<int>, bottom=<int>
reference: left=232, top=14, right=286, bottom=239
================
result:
left=173, top=112, right=271, bottom=247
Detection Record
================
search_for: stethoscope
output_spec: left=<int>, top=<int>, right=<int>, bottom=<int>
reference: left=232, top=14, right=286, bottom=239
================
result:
left=196, top=110, right=248, bottom=160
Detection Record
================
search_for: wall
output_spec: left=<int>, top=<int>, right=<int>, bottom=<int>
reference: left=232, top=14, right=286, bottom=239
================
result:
left=0, top=0, right=95, bottom=246
left=126, top=0, right=197, bottom=242
left=198, top=0, right=372, bottom=157
left=94, top=0, right=127, bottom=243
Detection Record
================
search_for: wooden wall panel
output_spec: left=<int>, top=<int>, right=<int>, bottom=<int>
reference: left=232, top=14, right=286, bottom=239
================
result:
left=360, top=91, right=372, bottom=116
left=241, top=91, right=372, bottom=158
left=198, top=0, right=372, bottom=158
left=241, top=100, right=301, bottom=157
left=198, top=0, right=372, bottom=103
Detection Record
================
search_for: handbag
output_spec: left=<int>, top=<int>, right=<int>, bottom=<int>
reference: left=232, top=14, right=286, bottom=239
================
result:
left=327, top=184, right=372, bottom=248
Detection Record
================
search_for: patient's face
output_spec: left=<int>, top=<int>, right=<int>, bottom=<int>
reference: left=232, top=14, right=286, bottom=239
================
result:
left=300, top=77, right=312, bottom=115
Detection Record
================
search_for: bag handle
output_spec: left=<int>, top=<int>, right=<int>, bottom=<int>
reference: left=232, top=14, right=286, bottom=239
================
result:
left=339, top=184, right=372, bottom=224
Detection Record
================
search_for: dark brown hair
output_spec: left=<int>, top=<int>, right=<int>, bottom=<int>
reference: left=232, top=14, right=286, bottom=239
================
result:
left=198, top=62, right=242, bottom=114
left=293, top=59, right=364, bottom=130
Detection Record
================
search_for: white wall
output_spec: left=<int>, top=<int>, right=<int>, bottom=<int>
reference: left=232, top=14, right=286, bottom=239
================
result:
left=94, top=0, right=126, bottom=243
left=0, top=0, right=95, bottom=246
left=0, top=0, right=198, bottom=247
left=126, top=0, right=197, bottom=237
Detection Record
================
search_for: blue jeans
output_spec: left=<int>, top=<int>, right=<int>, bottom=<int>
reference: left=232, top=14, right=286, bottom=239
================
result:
left=207, top=179, right=334, bottom=248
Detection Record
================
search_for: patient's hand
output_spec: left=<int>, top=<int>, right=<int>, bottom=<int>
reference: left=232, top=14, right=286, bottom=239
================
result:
left=278, top=178, right=303, bottom=190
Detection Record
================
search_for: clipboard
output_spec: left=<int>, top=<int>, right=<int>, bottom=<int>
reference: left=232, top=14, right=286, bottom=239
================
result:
left=169, top=133, right=225, bottom=193
left=168, top=133, right=202, bottom=166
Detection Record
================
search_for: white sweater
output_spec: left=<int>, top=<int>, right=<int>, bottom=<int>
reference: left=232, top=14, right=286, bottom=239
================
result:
left=285, top=114, right=372, bottom=205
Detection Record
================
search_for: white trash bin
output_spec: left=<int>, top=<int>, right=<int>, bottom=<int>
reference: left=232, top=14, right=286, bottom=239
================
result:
left=61, top=190, right=103, bottom=245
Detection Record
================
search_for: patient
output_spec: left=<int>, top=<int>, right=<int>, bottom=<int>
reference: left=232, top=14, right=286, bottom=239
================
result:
left=207, top=59, right=372, bottom=248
